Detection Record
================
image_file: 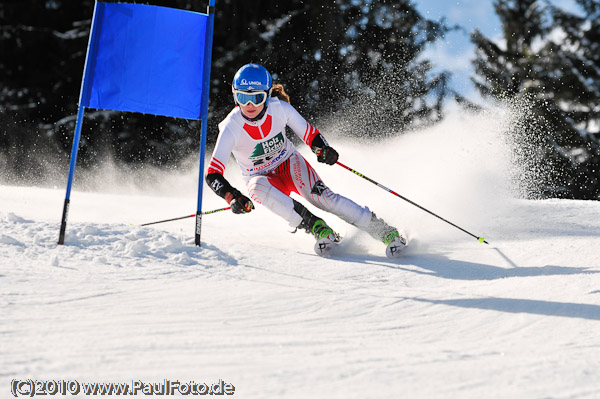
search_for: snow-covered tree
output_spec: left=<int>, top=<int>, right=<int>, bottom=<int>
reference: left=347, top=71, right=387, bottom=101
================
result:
left=1, top=0, right=450, bottom=176
left=471, top=0, right=600, bottom=199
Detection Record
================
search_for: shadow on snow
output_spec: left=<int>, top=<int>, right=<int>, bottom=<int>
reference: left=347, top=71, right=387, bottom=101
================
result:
left=351, top=252, right=598, bottom=281
left=411, top=296, right=600, bottom=321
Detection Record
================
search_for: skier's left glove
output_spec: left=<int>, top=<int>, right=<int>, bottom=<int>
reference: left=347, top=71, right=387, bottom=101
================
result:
left=316, top=146, right=339, bottom=165
left=310, top=133, right=338, bottom=165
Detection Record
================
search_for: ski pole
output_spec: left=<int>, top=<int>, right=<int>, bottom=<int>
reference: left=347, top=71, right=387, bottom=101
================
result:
left=140, top=206, right=231, bottom=227
left=335, top=160, right=489, bottom=244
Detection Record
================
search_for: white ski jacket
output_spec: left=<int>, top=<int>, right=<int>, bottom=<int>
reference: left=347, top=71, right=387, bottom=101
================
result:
left=207, top=98, right=319, bottom=177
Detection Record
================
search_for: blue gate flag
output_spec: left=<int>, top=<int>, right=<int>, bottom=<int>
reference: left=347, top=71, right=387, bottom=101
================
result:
left=81, top=2, right=208, bottom=119
left=59, top=1, right=216, bottom=245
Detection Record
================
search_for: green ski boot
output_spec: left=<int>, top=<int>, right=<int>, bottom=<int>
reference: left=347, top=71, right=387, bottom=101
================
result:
left=294, top=200, right=341, bottom=257
left=307, top=219, right=341, bottom=257
left=366, top=213, right=407, bottom=258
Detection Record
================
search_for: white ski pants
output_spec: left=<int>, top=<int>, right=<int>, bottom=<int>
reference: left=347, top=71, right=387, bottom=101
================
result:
left=244, top=151, right=372, bottom=229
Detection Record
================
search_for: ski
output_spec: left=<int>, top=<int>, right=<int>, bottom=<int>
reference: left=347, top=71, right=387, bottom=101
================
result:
left=313, top=233, right=342, bottom=257
left=313, top=233, right=408, bottom=259
left=385, top=235, right=408, bottom=259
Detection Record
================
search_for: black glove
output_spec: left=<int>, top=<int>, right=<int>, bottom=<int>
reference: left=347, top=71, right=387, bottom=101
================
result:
left=310, top=133, right=338, bottom=165
left=229, top=193, right=254, bottom=214
left=316, top=146, right=339, bottom=165
left=206, top=173, right=254, bottom=214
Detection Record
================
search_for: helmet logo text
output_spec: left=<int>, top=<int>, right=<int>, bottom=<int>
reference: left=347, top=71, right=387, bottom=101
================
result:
left=241, top=79, right=263, bottom=86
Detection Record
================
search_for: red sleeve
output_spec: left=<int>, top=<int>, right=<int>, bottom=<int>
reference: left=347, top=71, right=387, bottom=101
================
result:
left=207, top=156, right=226, bottom=175
left=303, top=123, right=320, bottom=147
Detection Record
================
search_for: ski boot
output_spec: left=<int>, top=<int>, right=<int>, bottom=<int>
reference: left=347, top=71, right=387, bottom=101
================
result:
left=294, top=200, right=341, bottom=257
left=299, top=217, right=341, bottom=257
left=382, top=229, right=407, bottom=259
left=365, top=213, right=407, bottom=258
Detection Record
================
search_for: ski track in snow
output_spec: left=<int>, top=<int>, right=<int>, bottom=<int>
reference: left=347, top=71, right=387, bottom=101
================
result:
left=2, top=110, right=600, bottom=398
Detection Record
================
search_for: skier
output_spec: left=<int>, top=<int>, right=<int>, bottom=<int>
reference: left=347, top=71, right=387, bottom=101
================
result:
left=205, top=63, right=407, bottom=258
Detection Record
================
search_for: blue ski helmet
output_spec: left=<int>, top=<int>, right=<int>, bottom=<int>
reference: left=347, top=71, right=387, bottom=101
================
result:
left=232, top=63, right=273, bottom=106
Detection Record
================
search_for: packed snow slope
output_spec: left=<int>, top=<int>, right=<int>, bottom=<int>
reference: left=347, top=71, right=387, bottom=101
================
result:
left=2, top=109, right=600, bottom=398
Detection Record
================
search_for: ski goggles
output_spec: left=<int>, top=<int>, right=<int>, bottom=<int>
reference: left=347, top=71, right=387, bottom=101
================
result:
left=232, top=89, right=269, bottom=106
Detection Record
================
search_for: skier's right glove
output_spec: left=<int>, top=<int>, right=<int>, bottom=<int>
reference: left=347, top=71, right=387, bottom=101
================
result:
left=228, top=192, right=254, bottom=214
left=206, top=172, right=254, bottom=214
